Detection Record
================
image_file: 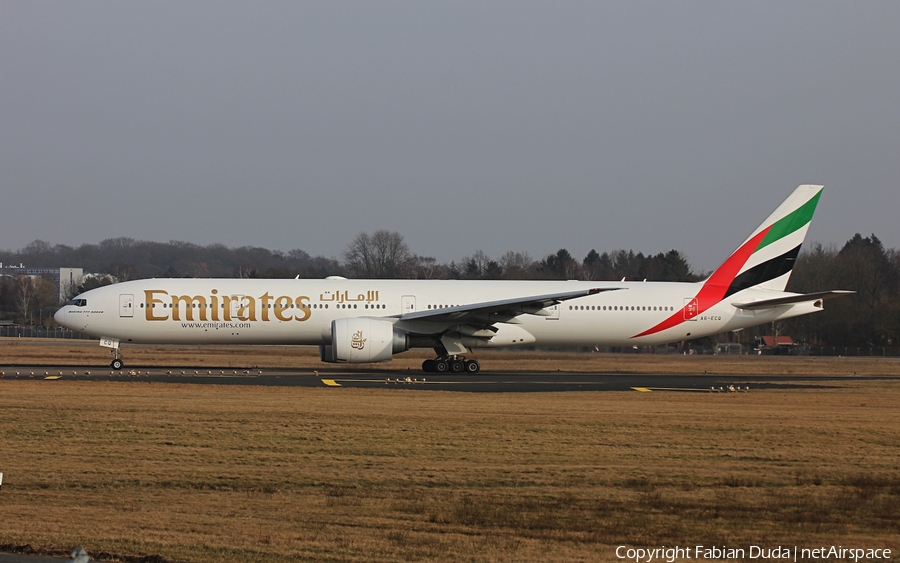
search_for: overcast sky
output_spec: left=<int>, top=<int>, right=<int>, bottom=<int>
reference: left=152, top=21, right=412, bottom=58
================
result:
left=2, top=1, right=898, bottom=273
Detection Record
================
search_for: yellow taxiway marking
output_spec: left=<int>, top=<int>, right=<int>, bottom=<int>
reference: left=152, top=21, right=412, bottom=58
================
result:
left=44, top=376, right=62, bottom=380
left=631, top=387, right=652, bottom=392
left=321, top=379, right=342, bottom=387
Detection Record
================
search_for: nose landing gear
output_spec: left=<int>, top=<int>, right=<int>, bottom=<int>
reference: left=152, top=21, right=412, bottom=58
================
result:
left=110, top=349, right=124, bottom=370
left=101, top=337, right=124, bottom=370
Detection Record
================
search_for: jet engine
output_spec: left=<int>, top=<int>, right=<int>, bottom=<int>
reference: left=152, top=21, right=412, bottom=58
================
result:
left=319, top=318, right=408, bottom=363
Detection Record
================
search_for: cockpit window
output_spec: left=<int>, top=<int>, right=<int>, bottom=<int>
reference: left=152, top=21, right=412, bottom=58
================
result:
left=66, top=299, right=88, bottom=307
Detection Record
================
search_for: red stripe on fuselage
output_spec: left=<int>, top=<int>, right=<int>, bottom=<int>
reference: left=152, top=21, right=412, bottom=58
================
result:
left=631, top=227, right=771, bottom=339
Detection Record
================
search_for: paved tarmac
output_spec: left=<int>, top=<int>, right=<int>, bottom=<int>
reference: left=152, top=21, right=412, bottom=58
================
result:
left=1, top=364, right=894, bottom=391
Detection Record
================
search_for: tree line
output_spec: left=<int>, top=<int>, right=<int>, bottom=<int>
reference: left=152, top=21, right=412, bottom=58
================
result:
left=783, top=234, right=899, bottom=348
left=0, top=232, right=698, bottom=285
left=1, top=231, right=897, bottom=349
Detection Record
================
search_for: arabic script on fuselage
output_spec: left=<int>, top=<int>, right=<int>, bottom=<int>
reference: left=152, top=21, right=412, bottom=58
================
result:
left=318, top=290, right=379, bottom=303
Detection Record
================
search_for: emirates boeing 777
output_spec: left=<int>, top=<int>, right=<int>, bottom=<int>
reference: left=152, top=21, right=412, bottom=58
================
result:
left=55, top=185, right=851, bottom=373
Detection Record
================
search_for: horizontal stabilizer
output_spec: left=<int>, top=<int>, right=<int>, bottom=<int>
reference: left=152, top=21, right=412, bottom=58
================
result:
left=731, top=290, right=855, bottom=310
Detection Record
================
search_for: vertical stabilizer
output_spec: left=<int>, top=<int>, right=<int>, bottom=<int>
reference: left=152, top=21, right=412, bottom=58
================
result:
left=708, top=184, right=822, bottom=296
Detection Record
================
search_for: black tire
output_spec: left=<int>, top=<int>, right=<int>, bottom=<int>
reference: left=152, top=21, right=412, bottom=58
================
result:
left=465, top=360, right=480, bottom=374
left=434, top=360, right=449, bottom=373
left=422, top=359, right=435, bottom=372
left=111, top=359, right=123, bottom=370
left=449, top=359, right=465, bottom=373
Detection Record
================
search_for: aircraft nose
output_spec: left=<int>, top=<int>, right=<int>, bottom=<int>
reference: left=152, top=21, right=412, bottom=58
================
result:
left=54, top=307, right=67, bottom=326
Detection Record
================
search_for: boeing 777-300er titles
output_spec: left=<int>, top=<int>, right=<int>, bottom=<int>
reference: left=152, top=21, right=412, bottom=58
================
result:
left=56, top=185, right=851, bottom=373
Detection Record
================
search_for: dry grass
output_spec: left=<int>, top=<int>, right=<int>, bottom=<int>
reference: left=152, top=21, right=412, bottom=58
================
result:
left=2, top=338, right=900, bottom=375
left=0, top=376, right=898, bottom=562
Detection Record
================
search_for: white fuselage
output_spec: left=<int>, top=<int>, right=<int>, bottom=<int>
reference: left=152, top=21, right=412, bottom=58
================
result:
left=55, top=277, right=817, bottom=350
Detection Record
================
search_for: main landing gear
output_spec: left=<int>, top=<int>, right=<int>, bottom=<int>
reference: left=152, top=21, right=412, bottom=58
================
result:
left=422, top=356, right=480, bottom=374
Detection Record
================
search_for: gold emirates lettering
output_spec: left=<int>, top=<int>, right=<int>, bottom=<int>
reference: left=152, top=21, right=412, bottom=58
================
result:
left=144, top=290, right=312, bottom=322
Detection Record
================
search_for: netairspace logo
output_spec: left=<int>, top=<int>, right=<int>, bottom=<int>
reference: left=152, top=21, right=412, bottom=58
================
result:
left=615, top=545, right=892, bottom=562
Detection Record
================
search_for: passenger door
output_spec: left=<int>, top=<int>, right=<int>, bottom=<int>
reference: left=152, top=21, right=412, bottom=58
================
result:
left=119, top=294, right=134, bottom=318
left=401, top=295, right=416, bottom=315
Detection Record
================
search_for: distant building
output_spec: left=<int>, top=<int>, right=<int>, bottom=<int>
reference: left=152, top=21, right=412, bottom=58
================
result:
left=0, top=264, right=84, bottom=303
left=760, top=335, right=795, bottom=348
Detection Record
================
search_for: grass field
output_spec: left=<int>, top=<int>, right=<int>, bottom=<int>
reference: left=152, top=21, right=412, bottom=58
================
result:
left=1, top=341, right=899, bottom=562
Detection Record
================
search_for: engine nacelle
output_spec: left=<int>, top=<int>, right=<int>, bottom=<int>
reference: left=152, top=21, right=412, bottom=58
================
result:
left=319, top=318, right=408, bottom=363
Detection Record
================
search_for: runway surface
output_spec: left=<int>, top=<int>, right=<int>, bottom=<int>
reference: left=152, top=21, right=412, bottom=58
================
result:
left=1, top=364, right=894, bottom=392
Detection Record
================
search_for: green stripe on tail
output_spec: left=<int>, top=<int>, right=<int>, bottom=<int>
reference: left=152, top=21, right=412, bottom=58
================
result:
left=756, top=189, right=822, bottom=252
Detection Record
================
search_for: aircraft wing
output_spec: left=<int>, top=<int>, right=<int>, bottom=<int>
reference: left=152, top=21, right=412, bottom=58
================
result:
left=731, top=290, right=855, bottom=310
left=397, top=287, right=623, bottom=325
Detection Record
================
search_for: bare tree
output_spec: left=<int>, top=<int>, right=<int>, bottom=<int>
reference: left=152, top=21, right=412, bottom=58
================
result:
left=110, top=263, right=137, bottom=282
left=344, top=232, right=375, bottom=278
left=499, top=251, right=534, bottom=279
left=344, top=230, right=412, bottom=278
left=409, top=255, right=439, bottom=279
left=15, top=276, right=35, bottom=322
left=235, top=265, right=257, bottom=279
